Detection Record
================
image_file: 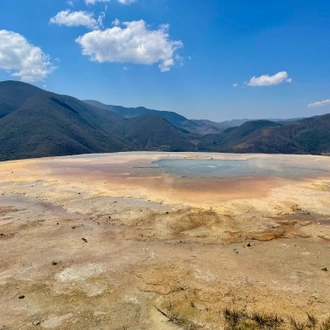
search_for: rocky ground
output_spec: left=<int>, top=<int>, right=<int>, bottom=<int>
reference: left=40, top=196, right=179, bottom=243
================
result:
left=0, top=152, right=329, bottom=329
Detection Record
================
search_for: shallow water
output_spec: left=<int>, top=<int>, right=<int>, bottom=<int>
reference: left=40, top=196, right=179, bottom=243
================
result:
left=154, top=158, right=329, bottom=179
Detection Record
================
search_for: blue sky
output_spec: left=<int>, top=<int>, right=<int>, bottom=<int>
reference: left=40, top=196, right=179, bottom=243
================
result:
left=0, top=0, right=329, bottom=121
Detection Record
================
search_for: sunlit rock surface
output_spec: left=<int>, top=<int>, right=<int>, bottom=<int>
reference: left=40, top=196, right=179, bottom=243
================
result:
left=0, top=152, right=330, bottom=329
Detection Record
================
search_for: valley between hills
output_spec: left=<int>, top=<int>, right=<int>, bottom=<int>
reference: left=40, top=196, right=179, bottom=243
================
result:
left=0, top=152, right=330, bottom=329
left=1, top=80, right=330, bottom=162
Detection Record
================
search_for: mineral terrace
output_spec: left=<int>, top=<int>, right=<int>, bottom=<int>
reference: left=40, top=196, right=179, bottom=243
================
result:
left=0, top=152, right=329, bottom=329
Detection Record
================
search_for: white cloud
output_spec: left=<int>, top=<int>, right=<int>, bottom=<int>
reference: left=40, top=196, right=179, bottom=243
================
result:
left=233, top=83, right=238, bottom=87
left=0, top=30, right=54, bottom=82
left=50, top=10, right=101, bottom=29
left=76, top=20, right=183, bottom=72
left=85, top=0, right=110, bottom=5
left=247, top=71, right=292, bottom=87
left=97, top=12, right=105, bottom=27
left=307, top=99, right=330, bottom=108
left=85, top=0, right=136, bottom=4
left=67, top=0, right=79, bottom=5
left=112, top=18, right=120, bottom=26
left=118, top=0, right=136, bottom=4
left=175, top=54, right=184, bottom=67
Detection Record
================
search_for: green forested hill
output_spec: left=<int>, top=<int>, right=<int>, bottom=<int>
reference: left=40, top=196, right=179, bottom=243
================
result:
left=199, top=116, right=330, bottom=154
left=0, top=81, right=195, bottom=160
left=110, top=114, right=196, bottom=151
left=0, top=81, right=132, bottom=160
left=1, top=80, right=329, bottom=161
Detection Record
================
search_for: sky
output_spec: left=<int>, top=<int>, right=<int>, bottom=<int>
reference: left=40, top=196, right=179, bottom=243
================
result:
left=0, top=0, right=329, bottom=121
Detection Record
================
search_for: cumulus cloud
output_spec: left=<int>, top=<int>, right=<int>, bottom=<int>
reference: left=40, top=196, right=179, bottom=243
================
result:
left=0, top=30, right=54, bottom=82
left=75, top=20, right=183, bottom=72
left=233, top=83, right=238, bottom=87
left=307, top=99, right=330, bottom=108
left=50, top=10, right=102, bottom=29
left=247, top=71, right=292, bottom=87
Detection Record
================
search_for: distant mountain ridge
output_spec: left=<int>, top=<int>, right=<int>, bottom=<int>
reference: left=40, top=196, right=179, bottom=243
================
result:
left=0, top=81, right=198, bottom=161
left=0, top=80, right=329, bottom=161
left=199, top=116, right=330, bottom=154
left=84, top=99, right=303, bottom=135
left=84, top=99, right=189, bottom=128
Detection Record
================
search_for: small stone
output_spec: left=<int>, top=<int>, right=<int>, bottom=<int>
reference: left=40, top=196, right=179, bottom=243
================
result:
left=82, top=238, right=88, bottom=243
left=18, top=295, right=25, bottom=299
left=247, top=243, right=251, bottom=247
left=321, top=267, right=328, bottom=272
left=32, top=320, right=41, bottom=326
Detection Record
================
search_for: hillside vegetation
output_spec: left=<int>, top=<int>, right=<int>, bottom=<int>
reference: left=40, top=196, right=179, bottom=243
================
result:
left=1, top=80, right=329, bottom=161
left=200, top=116, right=330, bottom=154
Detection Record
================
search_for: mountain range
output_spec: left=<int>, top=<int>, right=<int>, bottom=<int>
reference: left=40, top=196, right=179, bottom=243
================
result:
left=83, top=99, right=245, bottom=135
left=0, top=80, right=329, bottom=161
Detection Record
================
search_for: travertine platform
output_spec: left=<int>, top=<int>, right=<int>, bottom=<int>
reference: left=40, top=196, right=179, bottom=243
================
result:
left=0, top=152, right=330, bottom=329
